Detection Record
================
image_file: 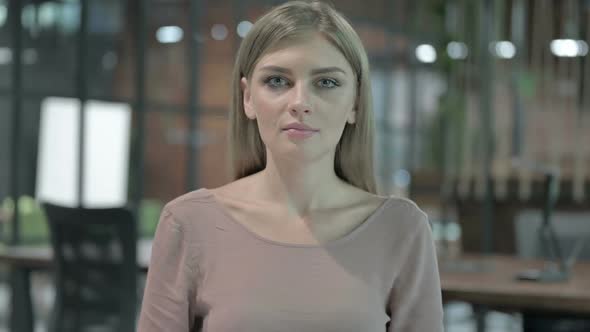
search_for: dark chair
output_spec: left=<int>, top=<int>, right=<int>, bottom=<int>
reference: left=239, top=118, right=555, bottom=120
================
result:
left=42, top=203, right=138, bottom=332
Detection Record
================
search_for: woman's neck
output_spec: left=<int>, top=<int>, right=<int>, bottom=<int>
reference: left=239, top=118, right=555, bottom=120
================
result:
left=252, top=155, right=351, bottom=217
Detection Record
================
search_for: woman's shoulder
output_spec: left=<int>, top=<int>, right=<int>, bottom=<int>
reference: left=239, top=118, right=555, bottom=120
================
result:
left=159, top=188, right=219, bottom=227
left=165, top=188, right=215, bottom=209
left=161, top=180, right=250, bottom=222
left=379, top=195, right=430, bottom=232
left=386, top=195, right=427, bottom=216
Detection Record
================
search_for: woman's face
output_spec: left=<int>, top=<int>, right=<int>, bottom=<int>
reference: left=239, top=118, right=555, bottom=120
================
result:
left=241, top=33, right=357, bottom=163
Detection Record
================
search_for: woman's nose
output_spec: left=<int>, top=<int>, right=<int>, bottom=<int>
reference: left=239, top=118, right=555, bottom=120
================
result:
left=289, top=84, right=312, bottom=115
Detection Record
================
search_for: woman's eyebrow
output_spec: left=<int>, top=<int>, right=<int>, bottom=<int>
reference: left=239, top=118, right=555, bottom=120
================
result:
left=259, top=65, right=347, bottom=75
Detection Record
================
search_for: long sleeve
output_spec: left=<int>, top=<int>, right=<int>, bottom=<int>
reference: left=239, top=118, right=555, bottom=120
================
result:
left=387, top=212, right=444, bottom=332
left=138, top=207, right=198, bottom=332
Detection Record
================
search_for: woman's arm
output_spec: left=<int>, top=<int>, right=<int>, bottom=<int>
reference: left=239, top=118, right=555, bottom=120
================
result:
left=387, top=212, right=444, bottom=332
left=138, top=207, right=198, bottom=331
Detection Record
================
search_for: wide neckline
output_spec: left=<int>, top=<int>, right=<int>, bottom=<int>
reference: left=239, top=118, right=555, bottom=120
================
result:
left=198, top=188, right=393, bottom=249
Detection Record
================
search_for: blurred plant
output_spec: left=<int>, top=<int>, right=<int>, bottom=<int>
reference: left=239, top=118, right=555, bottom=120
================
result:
left=139, top=199, right=163, bottom=238
left=518, top=70, right=537, bottom=99
left=428, top=91, right=466, bottom=171
left=0, top=196, right=50, bottom=245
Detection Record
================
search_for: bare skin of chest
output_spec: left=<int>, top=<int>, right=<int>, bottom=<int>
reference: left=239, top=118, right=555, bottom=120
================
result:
left=211, top=188, right=385, bottom=246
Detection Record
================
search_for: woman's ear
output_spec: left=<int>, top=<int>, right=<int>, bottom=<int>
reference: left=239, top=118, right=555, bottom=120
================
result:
left=347, top=88, right=360, bottom=124
left=347, top=109, right=357, bottom=124
left=241, top=77, right=256, bottom=120
left=347, top=98, right=358, bottom=124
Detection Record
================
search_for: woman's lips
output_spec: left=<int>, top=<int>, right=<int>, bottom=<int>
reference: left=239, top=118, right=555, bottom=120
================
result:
left=282, top=128, right=318, bottom=139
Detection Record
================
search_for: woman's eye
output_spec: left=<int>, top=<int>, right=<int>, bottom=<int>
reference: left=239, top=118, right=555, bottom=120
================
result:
left=263, top=76, right=339, bottom=89
left=317, top=78, right=339, bottom=88
left=264, top=76, right=288, bottom=88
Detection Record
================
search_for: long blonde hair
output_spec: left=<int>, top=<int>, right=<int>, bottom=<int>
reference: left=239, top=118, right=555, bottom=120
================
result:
left=228, top=0, right=378, bottom=194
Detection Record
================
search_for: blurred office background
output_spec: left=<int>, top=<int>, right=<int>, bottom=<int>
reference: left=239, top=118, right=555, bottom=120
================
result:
left=0, top=0, right=589, bottom=331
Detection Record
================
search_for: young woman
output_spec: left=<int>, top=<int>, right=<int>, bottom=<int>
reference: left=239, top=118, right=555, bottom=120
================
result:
left=138, top=1, right=443, bottom=331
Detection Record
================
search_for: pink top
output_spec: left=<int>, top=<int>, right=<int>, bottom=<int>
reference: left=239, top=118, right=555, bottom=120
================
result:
left=138, top=188, right=443, bottom=332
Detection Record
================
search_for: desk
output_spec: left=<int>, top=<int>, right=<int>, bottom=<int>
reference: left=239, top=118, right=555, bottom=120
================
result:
left=0, top=239, right=152, bottom=332
left=440, top=254, right=590, bottom=314
left=0, top=239, right=152, bottom=271
left=440, top=254, right=590, bottom=331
